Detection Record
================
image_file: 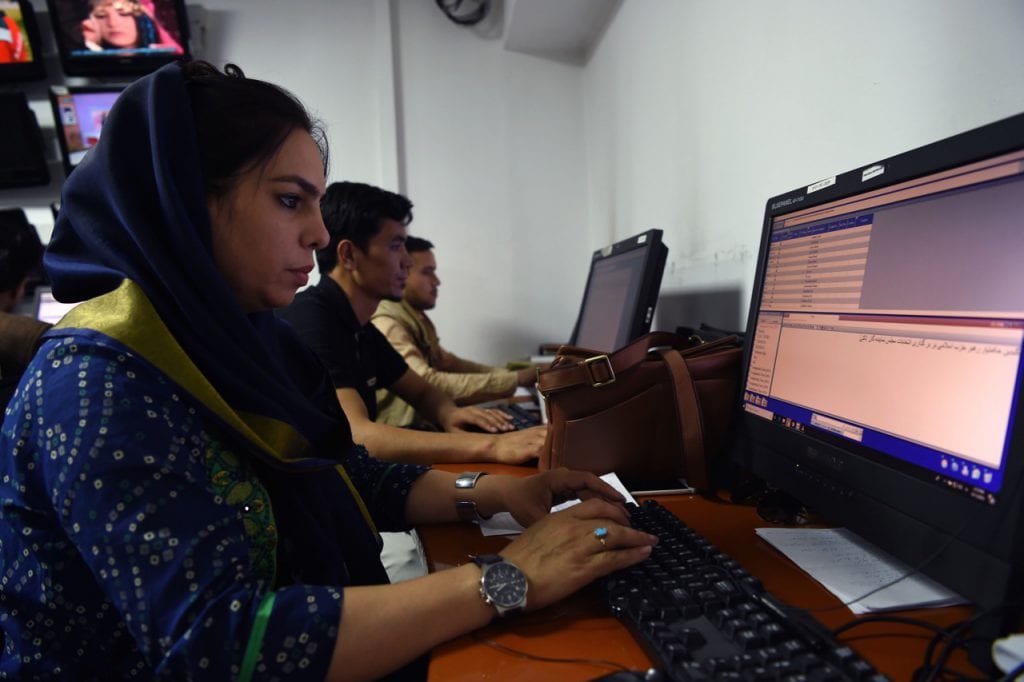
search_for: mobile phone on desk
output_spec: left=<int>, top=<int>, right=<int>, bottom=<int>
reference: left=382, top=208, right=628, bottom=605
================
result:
left=626, top=477, right=695, bottom=497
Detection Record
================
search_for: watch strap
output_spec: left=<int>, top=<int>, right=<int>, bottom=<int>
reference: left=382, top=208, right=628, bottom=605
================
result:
left=471, top=553, right=502, bottom=567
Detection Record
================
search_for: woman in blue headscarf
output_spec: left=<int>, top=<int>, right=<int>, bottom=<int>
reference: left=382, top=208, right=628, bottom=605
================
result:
left=0, top=61, right=657, bottom=680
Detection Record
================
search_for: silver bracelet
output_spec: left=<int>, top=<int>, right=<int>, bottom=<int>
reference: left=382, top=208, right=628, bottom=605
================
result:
left=455, top=471, right=490, bottom=522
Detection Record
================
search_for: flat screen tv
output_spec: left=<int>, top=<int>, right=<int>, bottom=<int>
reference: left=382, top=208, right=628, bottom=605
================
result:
left=0, top=0, right=46, bottom=81
left=49, top=84, right=122, bottom=175
left=46, top=0, right=188, bottom=78
left=568, top=228, right=668, bottom=352
left=734, top=111, right=1024, bottom=671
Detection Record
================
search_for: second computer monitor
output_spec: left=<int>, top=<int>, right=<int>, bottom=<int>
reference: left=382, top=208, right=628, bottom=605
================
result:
left=569, top=229, right=668, bottom=352
left=49, top=85, right=124, bottom=176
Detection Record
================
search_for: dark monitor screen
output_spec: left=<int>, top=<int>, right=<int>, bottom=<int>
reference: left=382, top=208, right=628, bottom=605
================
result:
left=49, top=85, right=123, bottom=175
left=570, top=229, right=668, bottom=352
left=0, top=0, right=46, bottom=81
left=0, top=91, right=49, bottom=188
left=46, top=0, right=188, bottom=78
left=736, top=112, right=1024, bottom=668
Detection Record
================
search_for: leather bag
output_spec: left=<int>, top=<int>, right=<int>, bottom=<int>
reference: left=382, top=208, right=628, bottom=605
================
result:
left=536, top=331, right=743, bottom=490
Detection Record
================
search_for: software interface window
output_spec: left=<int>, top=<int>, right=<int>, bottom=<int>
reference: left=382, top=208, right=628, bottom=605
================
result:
left=743, top=149, right=1024, bottom=504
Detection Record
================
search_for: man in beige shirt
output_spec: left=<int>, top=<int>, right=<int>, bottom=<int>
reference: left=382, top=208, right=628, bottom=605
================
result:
left=372, top=236, right=538, bottom=427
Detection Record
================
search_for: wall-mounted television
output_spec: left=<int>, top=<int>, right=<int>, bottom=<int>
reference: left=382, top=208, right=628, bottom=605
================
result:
left=46, top=0, right=188, bottom=78
left=0, top=0, right=46, bottom=81
left=49, top=84, right=123, bottom=175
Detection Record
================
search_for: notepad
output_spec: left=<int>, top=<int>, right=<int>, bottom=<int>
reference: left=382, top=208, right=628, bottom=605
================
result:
left=755, top=527, right=966, bottom=614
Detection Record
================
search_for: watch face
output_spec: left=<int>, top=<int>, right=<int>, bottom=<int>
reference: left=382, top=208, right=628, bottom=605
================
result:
left=482, top=562, right=527, bottom=609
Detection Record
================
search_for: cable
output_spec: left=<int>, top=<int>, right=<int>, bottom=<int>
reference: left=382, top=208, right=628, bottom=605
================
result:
left=434, top=0, right=489, bottom=26
left=831, top=613, right=951, bottom=640
left=471, top=632, right=632, bottom=674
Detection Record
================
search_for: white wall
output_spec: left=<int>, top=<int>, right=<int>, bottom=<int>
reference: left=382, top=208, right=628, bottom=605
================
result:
left=393, top=1, right=589, bottom=363
left=583, top=0, right=1024, bottom=332
left=196, top=0, right=395, bottom=192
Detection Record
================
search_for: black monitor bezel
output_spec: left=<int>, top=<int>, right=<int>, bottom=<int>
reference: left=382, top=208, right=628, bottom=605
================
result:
left=45, top=0, right=189, bottom=78
left=0, top=0, right=47, bottom=81
left=568, top=228, right=668, bottom=352
left=734, top=112, right=1024, bottom=655
left=48, top=83, right=124, bottom=176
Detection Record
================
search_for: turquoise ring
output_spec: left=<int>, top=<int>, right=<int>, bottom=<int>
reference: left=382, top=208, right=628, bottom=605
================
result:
left=594, top=526, right=608, bottom=547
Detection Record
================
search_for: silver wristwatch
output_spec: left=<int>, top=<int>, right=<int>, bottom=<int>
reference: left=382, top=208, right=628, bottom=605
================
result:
left=472, top=554, right=527, bottom=617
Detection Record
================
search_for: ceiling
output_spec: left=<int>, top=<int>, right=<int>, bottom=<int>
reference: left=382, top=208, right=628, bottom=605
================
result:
left=502, top=0, right=623, bottom=66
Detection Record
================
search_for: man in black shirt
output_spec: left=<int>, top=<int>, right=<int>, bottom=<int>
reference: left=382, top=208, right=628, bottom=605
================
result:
left=279, top=181, right=545, bottom=466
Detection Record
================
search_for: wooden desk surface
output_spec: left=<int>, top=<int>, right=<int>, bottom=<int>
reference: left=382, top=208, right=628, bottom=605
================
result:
left=421, top=464, right=978, bottom=681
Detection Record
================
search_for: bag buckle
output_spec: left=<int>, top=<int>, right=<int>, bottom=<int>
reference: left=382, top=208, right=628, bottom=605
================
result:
left=582, top=354, right=616, bottom=387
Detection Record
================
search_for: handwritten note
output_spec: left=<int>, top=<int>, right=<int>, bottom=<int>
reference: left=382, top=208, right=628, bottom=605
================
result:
left=755, top=527, right=966, bottom=614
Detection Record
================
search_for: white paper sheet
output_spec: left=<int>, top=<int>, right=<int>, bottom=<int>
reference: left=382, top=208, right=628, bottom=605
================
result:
left=755, top=527, right=966, bottom=614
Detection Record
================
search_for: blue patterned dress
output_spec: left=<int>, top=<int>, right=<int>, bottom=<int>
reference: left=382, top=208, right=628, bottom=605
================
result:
left=1, top=330, right=428, bottom=680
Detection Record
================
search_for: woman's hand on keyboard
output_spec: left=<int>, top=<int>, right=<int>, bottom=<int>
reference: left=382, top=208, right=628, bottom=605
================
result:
left=498, top=467, right=625, bottom=526
left=500, top=497, right=658, bottom=612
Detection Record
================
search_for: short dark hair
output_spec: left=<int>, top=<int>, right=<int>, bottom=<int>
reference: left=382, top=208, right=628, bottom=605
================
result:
left=316, top=181, right=413, bottom=273
left=182, top=60, right=329, bottom=201
left=404, top=236, right=434, bottom=254
left=0, top=208, right=43, bottom=293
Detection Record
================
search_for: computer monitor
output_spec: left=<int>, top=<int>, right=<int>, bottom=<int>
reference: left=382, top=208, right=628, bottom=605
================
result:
left=45, top=0, right=189, bottom=78
left=735, top=112, right=1024, bottom=670
left=568, top=229, right=668, bottom=352
left=33, top=286, right=78, bottom=325
left=0, top=0, right=47, bottom=81
left=49, top=85, right=124, bottom=176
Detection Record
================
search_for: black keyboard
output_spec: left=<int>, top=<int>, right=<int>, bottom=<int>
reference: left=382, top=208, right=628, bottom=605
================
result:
left=601, top=500, right=888, bottom=681
left=493, top=402, right=542, bottom=429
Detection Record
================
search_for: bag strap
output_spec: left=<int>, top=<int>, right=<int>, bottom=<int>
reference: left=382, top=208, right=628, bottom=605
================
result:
left=658, top=347, right=707, bottom=489
left=538, top=331, right=739, bottom=395
left=538, top=332, right=676, bottom=394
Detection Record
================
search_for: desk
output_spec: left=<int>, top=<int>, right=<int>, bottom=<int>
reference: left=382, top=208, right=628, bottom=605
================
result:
left=421, top=464, right=979, bottom=681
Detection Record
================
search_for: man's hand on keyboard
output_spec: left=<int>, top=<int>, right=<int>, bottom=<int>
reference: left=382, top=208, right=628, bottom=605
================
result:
left=490, top=425, right=547, bottom=464
left=445, top=405, right=517, bottom=433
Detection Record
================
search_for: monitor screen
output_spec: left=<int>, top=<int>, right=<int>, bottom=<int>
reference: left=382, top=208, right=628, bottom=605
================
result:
left=34, top=286, right=78, bottom=324
left=735, top=112, right=1024, bottom=668
left=0, top=0, right=46, bottom=81
left=570, top=229, right=668, bottom=352
left=46, top=0, right=188, bottom=78
left=49, top=85, right=123, bottom=175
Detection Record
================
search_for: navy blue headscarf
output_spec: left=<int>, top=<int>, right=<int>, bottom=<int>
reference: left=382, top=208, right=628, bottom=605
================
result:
left=45, top=62, right=352, bottom=462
